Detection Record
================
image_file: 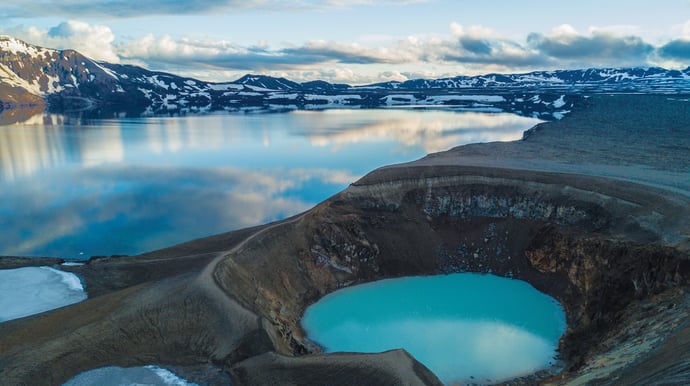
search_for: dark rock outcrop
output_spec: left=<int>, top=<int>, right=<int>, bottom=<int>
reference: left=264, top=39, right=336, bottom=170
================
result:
left=230, top=350, right=443, bottom=386
left=0, top=256, right=64, bottom=269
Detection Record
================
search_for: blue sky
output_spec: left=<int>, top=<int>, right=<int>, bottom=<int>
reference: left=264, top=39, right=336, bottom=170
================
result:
left=1, top=0, right=689, bottom=84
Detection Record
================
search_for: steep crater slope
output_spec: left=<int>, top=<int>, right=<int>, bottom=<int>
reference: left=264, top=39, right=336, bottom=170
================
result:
left=214, top=165, right=690, bottom=384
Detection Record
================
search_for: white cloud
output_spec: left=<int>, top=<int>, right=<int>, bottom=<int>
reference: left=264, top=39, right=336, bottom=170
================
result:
left=450, top=22, right=502, bottom=40
left=675, top=19, right=690, bottom=38
left=118, top=34, right=238, bottom=62
left=588, top=25, right=641, bottom=37
left=2, top=21, right=119, bottom=62
left=1, top=18, right=684, bottom=85
left=548, top=24, right=580, bottom=39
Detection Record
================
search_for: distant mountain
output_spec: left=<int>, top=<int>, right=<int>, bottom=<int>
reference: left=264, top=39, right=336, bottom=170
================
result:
left=233, top=74, right=303, bottom=91
left=362, top=67, right=690, bottom=92
left=1, top=36, right=689, bottom=120
left=300, top=80, right=350, bottom=92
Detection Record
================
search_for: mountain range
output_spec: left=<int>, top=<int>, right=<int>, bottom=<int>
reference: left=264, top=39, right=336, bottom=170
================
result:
left=1, top=35, right=690, bottom=119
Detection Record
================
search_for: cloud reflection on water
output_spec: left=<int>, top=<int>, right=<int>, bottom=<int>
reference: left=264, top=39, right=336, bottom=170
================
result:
left=0, top=110, right=539, bottom=258
left=302, top=273, right=565, bottom=385
left=319, top=318, right=556, bottom=384
left=296, top=110, right=541, bottom=153
left=0, top=165, right=331, bottom=258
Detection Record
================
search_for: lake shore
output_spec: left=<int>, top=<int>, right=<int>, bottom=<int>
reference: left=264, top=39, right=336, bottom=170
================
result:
left=1, top=94, right=690, bottom=385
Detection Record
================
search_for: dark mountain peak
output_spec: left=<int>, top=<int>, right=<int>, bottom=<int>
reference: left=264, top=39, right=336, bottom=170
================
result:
left=484, top=73, right=515, bottom=83
left=234, top=74, right=302, bottom=91
left=301, top=80, right=350, bottom=91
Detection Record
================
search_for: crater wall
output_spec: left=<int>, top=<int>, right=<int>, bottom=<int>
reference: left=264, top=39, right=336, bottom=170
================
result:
left=212, top=165, right=690, bottom=383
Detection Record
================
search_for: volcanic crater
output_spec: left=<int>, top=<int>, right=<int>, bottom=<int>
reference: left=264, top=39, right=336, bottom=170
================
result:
left=1, top=94, right=690, bottom=385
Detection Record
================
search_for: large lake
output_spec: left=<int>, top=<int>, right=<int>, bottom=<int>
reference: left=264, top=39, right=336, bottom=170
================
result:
left=0, top=109, right=540, bottom=259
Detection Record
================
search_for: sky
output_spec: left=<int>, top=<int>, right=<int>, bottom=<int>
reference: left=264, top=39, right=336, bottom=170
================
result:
left=1, top=0, right=690, bottom=85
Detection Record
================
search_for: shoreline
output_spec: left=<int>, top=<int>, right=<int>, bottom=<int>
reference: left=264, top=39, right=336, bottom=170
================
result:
left=1, top=94, right=690, bottom=385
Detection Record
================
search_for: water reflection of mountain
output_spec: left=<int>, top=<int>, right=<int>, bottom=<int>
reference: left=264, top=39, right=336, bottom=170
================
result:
left=0, top=114, right=232, bottom=180
left=298, top=111, right=541, bottom=153
left=0, top=120, right=123, bottom=181
left=0, top=110, right=541, bottom=181
left=0, top=165, right=318, bottom=258
left=0, top=110, right=541, bottom=258
left=0, top=105, right=45, bottom=126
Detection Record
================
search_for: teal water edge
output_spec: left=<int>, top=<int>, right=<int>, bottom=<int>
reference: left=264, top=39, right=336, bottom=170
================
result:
left=0, top=110, right=540, bottom=259
left=302, top=273, right=566, bottom=385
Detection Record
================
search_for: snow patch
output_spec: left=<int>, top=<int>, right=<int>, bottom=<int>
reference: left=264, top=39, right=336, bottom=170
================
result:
left=45, top=73, right=64, bottom=94
left=0, top=63, right=43, bottom=95
left=146, top=366, right=199, bottom=386
left=149, top=75, right=170, bottom=90
left=138, top=87, right=154, bottom=100
left=245, top=84, right=274, bottom=92
left=0, top=267, right=87, bottom=322
left=427, top=94, right=505, bottom=103
left=64, top=366, right=198, bottom=386
left=91, top=62, right=119, bottom=80
left=208, top=83, right=243, bottom=91
left=552, top=95, right=566, bottom=108
left=61, top=262, right=85, bottom=267
left=304, top=94, right=362, bottom=104
left=552, top=110, right=571, bottom=120
left=381, top=94, right=418, bottom=105
left=267, top=93, right=299, bottom=100
left=0, top=37, right=43, bottom=56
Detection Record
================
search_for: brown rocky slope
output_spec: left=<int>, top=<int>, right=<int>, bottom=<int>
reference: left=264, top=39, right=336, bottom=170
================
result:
left=1, top=94, right=689, bottom=385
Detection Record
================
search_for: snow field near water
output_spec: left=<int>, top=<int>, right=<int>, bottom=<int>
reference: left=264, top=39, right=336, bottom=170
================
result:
left=63, top=365, right=198, bottom=386
left=0, top=266, right=87, bottom=322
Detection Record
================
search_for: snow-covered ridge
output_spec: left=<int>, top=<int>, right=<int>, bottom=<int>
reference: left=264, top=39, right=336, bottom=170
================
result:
left=1, top=36, right=689, bottom=118
left=364, top=67, right=690, bottom=91
left=0, top=36, right=51, bottom=57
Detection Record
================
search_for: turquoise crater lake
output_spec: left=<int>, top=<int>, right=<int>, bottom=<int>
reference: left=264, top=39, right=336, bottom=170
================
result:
left=302, top=273, right=566, bottom=385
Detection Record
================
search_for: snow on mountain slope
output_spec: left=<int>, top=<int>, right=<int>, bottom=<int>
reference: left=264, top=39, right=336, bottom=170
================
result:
left=1, top=36, right=689, bottom=118
left=0, top=36, right=118, bottom=96
left=234, top=74, right=302, bottom=91
left=365, top=67, right=690, bottom=91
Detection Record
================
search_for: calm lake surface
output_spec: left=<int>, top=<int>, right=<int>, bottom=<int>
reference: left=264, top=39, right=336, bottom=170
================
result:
left=0, top=109, right=540, bottom=259
left=302, top=273, right=566, bottom=385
